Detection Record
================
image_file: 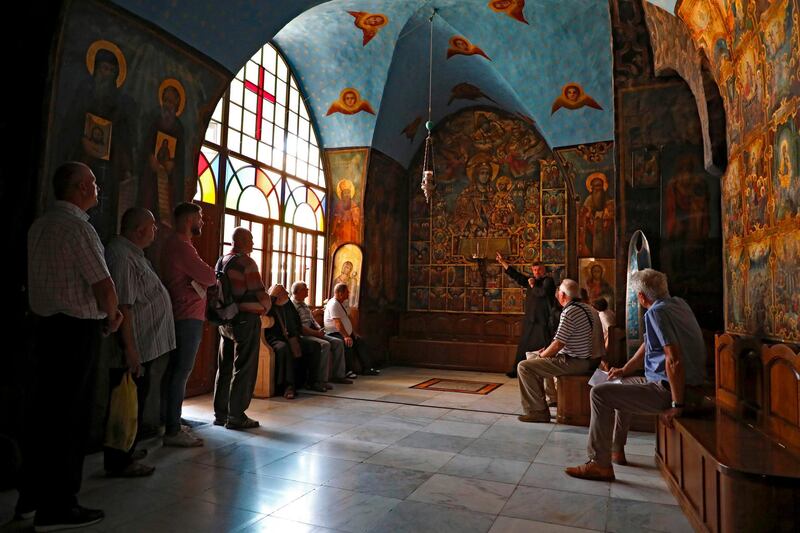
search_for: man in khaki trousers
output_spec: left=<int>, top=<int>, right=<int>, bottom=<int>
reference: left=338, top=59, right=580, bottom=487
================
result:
left=518, top=279, right=602, bottom=423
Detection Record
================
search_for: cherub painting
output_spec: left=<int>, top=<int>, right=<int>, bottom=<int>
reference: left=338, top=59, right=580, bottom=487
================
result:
left=348, top=11, right=388, bottom=46
left=446, top=35, right=491, bottom=60
left=551, top=83, right=603, bottom=114
left=326, top=88, right=375, bottom=116
left=487, top=0, right=528, bottom=25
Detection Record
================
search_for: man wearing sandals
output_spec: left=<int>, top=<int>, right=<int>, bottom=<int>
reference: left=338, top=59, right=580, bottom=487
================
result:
left=104, top=207, right=175, bottom=477
left=213, top=227, right=271, bottom=429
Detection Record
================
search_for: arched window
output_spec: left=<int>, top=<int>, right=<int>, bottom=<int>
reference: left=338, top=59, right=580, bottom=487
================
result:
left=195, top=43, right=327, bottom=304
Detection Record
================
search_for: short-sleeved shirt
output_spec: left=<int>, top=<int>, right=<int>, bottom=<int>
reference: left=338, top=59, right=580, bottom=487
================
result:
left=293, top=299, right=321, bottom=330
left=28, top=201, right=111, bottom=319
left=160, top=232, right=216, bottom=321
left=553, top=301, right=595, bottom=359
left=324, top=297, right=352, bottom=335
left=643, top=297, right=706, bottom=386
left=105, top=236, right=176, bottom=363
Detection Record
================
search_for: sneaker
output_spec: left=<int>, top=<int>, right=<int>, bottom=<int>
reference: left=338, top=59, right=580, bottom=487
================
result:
left=345, top=371, right=358, bottom=379
left=565, top=461, right=615, bottom=481
left=518, top=411, right=551, bottom=423
left=612, top=451, right=628, bottom=466
left=34, top=505, right=104, bottom=532
left=163, top=427, right=204, bottom=447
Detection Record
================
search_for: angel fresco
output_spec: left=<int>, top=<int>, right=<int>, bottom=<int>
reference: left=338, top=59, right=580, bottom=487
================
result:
left=326, top=88, right=375, bottom=116
left=487, top=0, right=528, bottom=24
left=551, top=83, right=603, bottom=114
left=348, top=11, right=388, bottom=46
left=446, top=35, right=491, bottom=60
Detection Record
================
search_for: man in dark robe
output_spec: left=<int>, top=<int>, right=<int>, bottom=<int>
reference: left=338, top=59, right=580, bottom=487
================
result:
left=497, top=252, right=557, bottom=382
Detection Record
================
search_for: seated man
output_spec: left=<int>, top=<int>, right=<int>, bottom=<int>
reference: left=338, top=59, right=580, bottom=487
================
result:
left=265, top=284, right=326, bottom=398
left=566, top=269, right=706, bottom=481
left=291, top=281, right=352, bottom=385
left=517, top=279, right=603, bottom=423
left=323, top=283, right=379, bottom=376
left=591, top=298, right=616, bottom=352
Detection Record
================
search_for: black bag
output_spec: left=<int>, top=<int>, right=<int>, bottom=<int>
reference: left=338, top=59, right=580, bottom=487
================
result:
left=207, top=254, right=241, bottom=326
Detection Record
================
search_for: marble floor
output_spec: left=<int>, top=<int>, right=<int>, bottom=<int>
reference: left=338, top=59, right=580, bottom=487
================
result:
left=0, top=367, right=692, bottom=532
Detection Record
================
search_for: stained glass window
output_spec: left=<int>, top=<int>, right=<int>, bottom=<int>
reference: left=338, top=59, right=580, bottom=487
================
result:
left=196, top=43, right=327, bottom=304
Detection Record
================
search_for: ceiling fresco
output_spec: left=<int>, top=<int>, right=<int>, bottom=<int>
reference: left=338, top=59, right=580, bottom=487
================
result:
left=112, top=0, right=676, bottom=164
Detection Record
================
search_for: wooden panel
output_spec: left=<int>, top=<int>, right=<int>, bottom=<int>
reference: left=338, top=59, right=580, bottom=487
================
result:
left=715, top=333, right=737, bottom=410
left=556, top=375, right=592, bottom=426
left=762, top=343, right=800, bottom=452
left=389, top=338, right=514, bottom=372
left=253, top=340, right=275, bottom=398
left=704, top=454, right=719, bottom=533
left=682, top=437, right=705, bottom=521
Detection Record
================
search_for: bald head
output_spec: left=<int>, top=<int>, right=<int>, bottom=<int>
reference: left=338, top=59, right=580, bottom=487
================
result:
left=120, top=207, right=156, bottom=248
left=52, top=162, right=98, bottom=211
left=232, top=227, right=254, bottom=254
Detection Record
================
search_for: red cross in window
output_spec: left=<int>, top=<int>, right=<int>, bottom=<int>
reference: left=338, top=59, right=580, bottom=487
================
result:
left=244, top=66, right=276, bottom=141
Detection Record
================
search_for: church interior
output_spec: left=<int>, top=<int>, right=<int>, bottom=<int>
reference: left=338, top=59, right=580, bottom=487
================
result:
left=3, top=0, right=800, bottom=531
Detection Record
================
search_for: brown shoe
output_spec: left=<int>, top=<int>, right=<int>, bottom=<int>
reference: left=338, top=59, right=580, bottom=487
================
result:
left=518, top=411, right=551, bottom=423
left=565, top=461, right=615, bottom=481
left=612, top=451, right=628, bottom=466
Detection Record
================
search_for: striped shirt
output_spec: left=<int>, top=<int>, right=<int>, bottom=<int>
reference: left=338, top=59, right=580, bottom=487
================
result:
left=28, top=201, right=111, bottom=319
left=292, top=299, right=321, bottom=330
left=106, top=236, right=176, bottom=363
left=223, top=252, right=267, bottom=314
left=554, top=301, right=596, bottom=359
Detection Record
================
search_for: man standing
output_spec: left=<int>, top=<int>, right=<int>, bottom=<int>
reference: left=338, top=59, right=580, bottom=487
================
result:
left=160, top=202, right=216, bottom=446
left=103, top=208, right=175, bottom=477
left=291, top=281, right=352, bottom=385
left=496, top=252, right=556, bottom=380
left=22, top=162, right=123, bottom=530
left=566, top=269, right=706, bottom=481
left=324, top=283, right=380, bottom=376
left=213, top=227, right=271, bottom=429
left=517, top=279, right=603, bottom=423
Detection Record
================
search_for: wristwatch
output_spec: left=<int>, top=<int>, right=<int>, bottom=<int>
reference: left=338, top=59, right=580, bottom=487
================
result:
left=671, top=401, right=685, bottom=409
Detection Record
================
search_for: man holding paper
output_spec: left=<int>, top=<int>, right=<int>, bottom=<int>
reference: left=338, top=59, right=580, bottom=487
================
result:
left=566, top=268, right=706, bottom=481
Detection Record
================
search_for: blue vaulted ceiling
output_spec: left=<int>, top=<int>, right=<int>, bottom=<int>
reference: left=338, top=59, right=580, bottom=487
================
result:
left=113, top=0, right=675, bottom=167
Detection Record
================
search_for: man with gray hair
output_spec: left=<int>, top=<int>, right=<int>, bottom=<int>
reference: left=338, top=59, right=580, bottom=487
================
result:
left=566, top=268, right=706, bottom=481
left=517, top=278, right=603, bottom=423
left=324, top=283, right=379, bottom=376
left=291, top=281, right=352, bottom=384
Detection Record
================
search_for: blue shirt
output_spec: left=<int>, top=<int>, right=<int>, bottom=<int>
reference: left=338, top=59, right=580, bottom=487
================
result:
left=643, top=297, right=706, bottom=386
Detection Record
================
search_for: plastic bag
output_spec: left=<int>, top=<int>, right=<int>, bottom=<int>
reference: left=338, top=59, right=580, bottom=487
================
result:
left=104, top=373, right=138, bottom=451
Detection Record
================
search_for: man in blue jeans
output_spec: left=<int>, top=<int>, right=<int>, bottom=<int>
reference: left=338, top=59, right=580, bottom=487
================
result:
left=159, top=202, right=216, bottom=447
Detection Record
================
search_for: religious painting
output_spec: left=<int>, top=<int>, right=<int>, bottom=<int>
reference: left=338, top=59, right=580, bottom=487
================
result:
left=663, top=153, right=712, bottom=258
left=327, top=148, right=368, bottom=248
left=724, top=69, right=744, bottom=149
left=447, top=288, right=466, bottom=311
left=503, top=288, right=524, bottom=313
left=45, top=2, right=228, bottom=243
left=542, top=241, right=565, bottom=263
left=743, top=135, right=770, bottom=234
left=731, top=0, right=757, bottom=51
left=726, top=245, right=747, bottom=333
left=348, top=11, right=388, bottom=46
left=630, top=146, right=659, bottom=188
left=82, top=112, right=111, bottom=160
left=410, top=287, right=429, bottom=310
left=746, top=240, right=772, bottom=333
left=579, top=259, right=615, bottom=310
left=540, top=159, right=561, bottom=188
left=406, top=107, right=566, bottom=314
left=447, top=35, right=490, bottom=60
left=759, top=0, right=794, bottom=114
left=331, top=244, right=362, bottom=308
left=772, top=231, right=800, bottom=340
left=772, top=116, right=800, bottom=224
left=678, top=0, right=729, bottom=54
left=410, top=266, right=429, bottom=287
left=722, top=154, right=744, bottom=239
left=578, top=172, right=614, bottom=258
left=548, top=265, right=566, bottom=285
left=735, top=34, right=766, bottom=132
left=487, top=0, right=528, bottom=24
left=326, top=88, right=375, bottom=116
left=430, top=287, right=447, bottom=311
left=550, top=83, right=603, bottom=114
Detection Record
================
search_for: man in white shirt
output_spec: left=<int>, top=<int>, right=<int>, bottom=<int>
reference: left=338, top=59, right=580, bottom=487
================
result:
left=323, top=283, right=379, bottom=376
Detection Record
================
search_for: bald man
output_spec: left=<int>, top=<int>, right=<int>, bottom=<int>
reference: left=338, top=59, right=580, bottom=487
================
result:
left=213, top=227, right=271, bottom=429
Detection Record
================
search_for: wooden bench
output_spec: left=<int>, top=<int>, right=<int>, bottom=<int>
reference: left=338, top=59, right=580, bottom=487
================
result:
left=655, top=334, right=800, bottom=532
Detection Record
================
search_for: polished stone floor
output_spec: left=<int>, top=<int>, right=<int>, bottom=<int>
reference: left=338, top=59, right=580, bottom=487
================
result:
left=0, top=367, right=692, bottom=532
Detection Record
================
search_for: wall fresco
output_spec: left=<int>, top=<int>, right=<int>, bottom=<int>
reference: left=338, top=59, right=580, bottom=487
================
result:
left=326, top=148, right=369, bottom=251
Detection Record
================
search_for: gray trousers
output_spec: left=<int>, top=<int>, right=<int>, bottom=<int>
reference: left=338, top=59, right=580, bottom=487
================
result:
left=518, top=354, right=597, bottom=414
left=302, top=334, right=345, bottom=380
left=588, top=377, right=671, bottom=467
left=214, top=314, right=261, bottom=423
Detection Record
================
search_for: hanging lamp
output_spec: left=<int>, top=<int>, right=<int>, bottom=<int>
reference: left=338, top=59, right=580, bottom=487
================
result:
left=421, top=9, right=437, bottom=203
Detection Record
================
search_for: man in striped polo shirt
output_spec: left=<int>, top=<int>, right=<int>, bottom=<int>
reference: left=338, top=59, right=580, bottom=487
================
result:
left=517, top=279, right=603, bottom=423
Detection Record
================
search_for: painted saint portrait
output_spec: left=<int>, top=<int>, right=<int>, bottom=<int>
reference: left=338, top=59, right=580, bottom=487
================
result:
left=722, top=155, right=744, bottom=239
left=430, top=287, right=447, bottom=311
left=578, top=172, right=614, bottom=257
left=331, top=244, right=362, bottom=308
left=503, top=288, right=524, bottom=313
left=487, top=0, right=528, bottom=25
left=772, top=232, right=800, bottom=340
left=327, top=148, right=367, bottom=248
left=551, top=83, right=603, bottom=114
left=326, top=88, right=375, bottom=116
left=446, top=35, right=491, bottom=60
left=725, top=246, right=746, bottom=332
left=579, top=259, right=615, bottom=310
left=746, top=241, right=772, bottom=334
left=735, top=36, right=765, bottom=131
left=759, top=0, right=793, bottom=113
left=772, top=120, right=799, bottom=223
left=83, top=113, right=111, bottom=160
left=447, top=287, right=466, bottom=311
left=743, top=136, right=769, bottom=233
left=348, top=11, right=388, bottom=46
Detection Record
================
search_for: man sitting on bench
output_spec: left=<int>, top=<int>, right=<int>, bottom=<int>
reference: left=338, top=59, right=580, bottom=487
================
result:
left=565, top=268, right=706, bottom=481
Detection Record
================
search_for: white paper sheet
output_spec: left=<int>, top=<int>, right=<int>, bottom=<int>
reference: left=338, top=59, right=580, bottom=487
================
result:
left=588, top=368, right=623, bottom=387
